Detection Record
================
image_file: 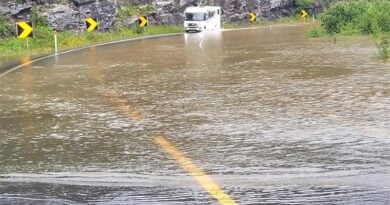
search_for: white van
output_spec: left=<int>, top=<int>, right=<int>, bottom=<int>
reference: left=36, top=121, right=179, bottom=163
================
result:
left=184, top=6, right=221, bottom=32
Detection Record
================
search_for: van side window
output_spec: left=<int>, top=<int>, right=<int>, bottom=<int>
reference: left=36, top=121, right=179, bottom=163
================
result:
left=209, top=11, right=215, bottom=18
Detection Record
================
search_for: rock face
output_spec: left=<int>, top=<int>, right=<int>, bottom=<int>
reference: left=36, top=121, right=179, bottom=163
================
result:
left=0, top=1, right=33, bottom=21
left=0, top=0, right=333, bottom=35
left=151, top=0, right=184, bottom=25
left=0, top=0, right=117, bottom=32
left=42, top=4, right=82, bottom=31
left=77, top=0, right=117, bottom=31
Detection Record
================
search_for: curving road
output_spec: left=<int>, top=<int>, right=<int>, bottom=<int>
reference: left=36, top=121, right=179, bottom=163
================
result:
left=0, top=25, right=389, bottom=204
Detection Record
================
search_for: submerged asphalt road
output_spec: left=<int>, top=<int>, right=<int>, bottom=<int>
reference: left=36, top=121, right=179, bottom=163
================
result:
left=0, top=25, right=389, bottom=204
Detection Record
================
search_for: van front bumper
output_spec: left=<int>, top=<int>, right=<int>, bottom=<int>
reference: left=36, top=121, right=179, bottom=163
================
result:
left=186, top=28, right=202, bottom=32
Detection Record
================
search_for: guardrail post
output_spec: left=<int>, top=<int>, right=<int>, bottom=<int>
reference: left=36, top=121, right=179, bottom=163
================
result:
left=54, top=31, right=58, bottom=54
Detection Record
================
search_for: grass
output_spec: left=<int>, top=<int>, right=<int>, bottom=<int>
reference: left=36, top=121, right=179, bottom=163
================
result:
left=308, top=27, right=390, bottom=62
left=0, top=25, right=184, bottom=63
left=0, top=15, right=13, bottom=37
left=377, top=35, right=390, bottom=60
left=308, top=26, right=327, bottom=38
left=223, top=15, right=310, bottom=29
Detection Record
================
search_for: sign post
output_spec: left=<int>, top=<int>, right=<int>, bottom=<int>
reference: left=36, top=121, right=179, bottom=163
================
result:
left=54, top=31, right=58, bottom=54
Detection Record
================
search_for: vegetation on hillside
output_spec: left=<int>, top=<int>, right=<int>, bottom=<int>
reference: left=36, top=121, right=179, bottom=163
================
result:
left=296, top=0, right=312, bottom=9
left=0, top=15, right=13, bottom=37
left=223, top=15, right=305, bottom=29
left=309, top=0, right=390, bottom=60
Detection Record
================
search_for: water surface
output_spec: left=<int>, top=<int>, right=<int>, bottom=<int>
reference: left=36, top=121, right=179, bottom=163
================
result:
left=0, top=25, right=389, bottom=204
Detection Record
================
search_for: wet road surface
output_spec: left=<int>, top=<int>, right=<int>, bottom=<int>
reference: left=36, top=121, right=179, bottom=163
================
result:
left=0, top=25, right=390, bottom=204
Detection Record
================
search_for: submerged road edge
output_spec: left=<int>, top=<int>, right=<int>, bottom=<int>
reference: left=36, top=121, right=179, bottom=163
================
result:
left=0, top=32, right=184, bottom=78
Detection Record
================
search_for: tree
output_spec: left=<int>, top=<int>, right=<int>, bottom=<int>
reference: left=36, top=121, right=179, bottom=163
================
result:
left=296, top=0, right=312, bottom=9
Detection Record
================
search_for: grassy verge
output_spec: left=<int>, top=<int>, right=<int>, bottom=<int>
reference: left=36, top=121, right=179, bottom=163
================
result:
left=308, top=0, right=390, bottom=60
left=0, top=25, right=184, bottom=63
left=223, top=15, right=310, bottom=29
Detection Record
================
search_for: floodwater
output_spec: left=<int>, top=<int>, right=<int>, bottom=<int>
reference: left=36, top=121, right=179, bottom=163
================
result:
left=0, top=25, right=389, bottom=204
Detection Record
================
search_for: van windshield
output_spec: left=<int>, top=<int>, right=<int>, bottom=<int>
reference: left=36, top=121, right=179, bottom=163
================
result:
left=185, top=12, right=207, bottom=21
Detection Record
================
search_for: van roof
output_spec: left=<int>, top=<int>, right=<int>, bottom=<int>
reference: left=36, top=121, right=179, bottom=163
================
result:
left=185, top=6, right=220, bottom=13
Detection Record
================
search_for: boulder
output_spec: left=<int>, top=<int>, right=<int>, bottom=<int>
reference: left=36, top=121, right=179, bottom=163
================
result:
left=0, top=6, right=11, bottom=15
left=42, top=4, right=83, bottom=31
left=153, top=0, right=183, bottom=24
left=77, top=0, right=117, bottom=31
left=73, top=0, right=96, bottom=6
left=10, top=2, right=33, bottom=20
left=10, top=2, right=32, bottom=15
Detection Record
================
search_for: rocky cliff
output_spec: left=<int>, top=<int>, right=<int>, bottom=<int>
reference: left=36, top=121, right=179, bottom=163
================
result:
left=0, top=0, right=333, bottom=35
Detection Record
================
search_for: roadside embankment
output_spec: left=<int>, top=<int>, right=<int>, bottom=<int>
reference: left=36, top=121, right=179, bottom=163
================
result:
left=0, top=25, right=184, bottom=66
left=308, top=0, right=390, bottom=60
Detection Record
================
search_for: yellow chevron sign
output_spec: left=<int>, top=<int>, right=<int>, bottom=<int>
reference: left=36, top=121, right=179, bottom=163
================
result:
left=300, top=10, right=308, bottom=18
left=249, top=12, right=256, bottom=22
left=86, top=18, right=98, bottom=32
left=138, top=16, right=148, bottom=27
left=16, top=21, right=33, bottom=39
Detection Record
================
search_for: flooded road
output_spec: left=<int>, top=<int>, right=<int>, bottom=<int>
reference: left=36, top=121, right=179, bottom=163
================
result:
left=0, top=25, right=389, bottom=204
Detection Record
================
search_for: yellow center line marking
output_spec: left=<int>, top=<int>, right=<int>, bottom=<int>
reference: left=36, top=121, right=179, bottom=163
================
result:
left=153, top=136, right=237, bottom=205
left=104, top=90, right=144, bottom=121
left=86, top=61, right=143, bottom=121
left=20, top=56, right=33, bottom=68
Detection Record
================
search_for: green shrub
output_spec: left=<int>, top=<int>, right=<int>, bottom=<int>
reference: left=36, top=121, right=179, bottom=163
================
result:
left=118, top=6, right=138, bottom=18
left=378, top=36, right=390, bottom=60
left=296, top=0, right=312, bottom=9
left=319, top=0, right=390, bottom=59
left=308, top=26, right=327, bottom=38
left=118, top=5, right=155, bottom=17
left=131, top=24, right=144, bottom=34
left=0, top=16, right=13, bottom=38
left=138, top=5, right=155, bottom=15
left=321, top=0, right=390, bottom=35
left=31, top=9, right=49, bottom=27
left=0, top=23, right=13, bottom=37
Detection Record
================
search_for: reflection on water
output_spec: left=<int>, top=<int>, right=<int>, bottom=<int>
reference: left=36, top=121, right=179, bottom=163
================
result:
left=0, top=25, right=389, bottom=204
